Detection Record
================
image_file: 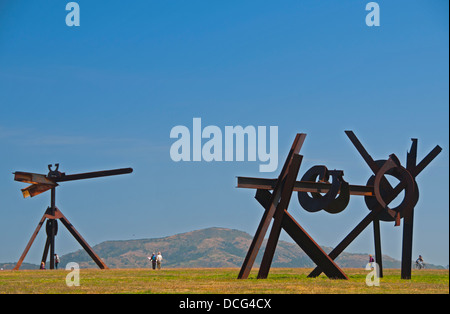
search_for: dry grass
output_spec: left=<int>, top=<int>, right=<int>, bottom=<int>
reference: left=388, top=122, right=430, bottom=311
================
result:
left=0, top=268, right=448, bottom=294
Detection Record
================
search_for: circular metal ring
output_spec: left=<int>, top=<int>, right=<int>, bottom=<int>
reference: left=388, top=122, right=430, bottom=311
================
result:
left=365, top=159, right=418, bottom=222
left=298, top=166, right=341, bottom=213
left=323, top=172, right=350, bottom=214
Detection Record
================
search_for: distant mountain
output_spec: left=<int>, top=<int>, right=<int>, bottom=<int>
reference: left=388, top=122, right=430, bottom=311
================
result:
left=58, top=227, right=403, bottom=269
left=0, top=262, right=37, bottom=270
left=3, top=227, right=443, bottom=270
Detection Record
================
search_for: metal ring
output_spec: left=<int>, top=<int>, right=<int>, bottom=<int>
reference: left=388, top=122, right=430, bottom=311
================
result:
left=365, top=158, right=418, bottom=222
left=298, top=166, right=341, bottom=213
left=323, top=171, right=350, bottom=214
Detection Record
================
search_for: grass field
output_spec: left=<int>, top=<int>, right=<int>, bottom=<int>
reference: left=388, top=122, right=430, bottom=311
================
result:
left=0, top=268, right=448, bottom=294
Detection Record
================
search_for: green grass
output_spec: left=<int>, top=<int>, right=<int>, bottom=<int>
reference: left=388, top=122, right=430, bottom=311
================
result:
left=0, top=268, right=448, bottom=294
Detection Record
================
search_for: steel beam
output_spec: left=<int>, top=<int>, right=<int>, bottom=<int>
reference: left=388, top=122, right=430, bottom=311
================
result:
left=237, top=177, right=374, bottom=196
left=238, top=133, right=306, bottom=279
left=13, top=165, right=132, bottom=270
left=57, top=208, right=109, bottom=269
left=56, top=168, right=133, bottom=182
left=13, top=213, right=47, bottom=270
left=255, top=189, right=348, bottom=279
left=257, top=154, right=303, bottom=279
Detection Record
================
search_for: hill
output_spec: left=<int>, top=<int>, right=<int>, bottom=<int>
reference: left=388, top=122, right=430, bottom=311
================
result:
left=57, top=227, right=403, bottom=269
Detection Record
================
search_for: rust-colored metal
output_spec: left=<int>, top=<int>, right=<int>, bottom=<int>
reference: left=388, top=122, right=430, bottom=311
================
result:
left=237, top=134, right=347, bottom=280
left=237, top=131, right=441, bottom=280
left=255, top=188, right=348, bottom=279
left=257, top=154, right=303, bottom=279
left=238, top=133, right=307, bottom=279
left=237, top=177, right=374, bottom=196
left=308, top=132, right=441, bottom=280
left=13, top=164, right=133, bottom=270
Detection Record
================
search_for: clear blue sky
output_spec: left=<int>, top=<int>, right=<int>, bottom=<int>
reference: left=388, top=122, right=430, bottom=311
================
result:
left=1, top=0, right=448, bottom=267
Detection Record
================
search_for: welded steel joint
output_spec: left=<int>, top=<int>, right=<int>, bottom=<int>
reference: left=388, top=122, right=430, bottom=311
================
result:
left=297, top=166, right=350, bottom=214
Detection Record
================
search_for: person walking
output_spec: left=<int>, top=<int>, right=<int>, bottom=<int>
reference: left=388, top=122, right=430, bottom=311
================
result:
left=368, top=254, right=374, bottom=268
left=156, top=252, right=163, bottom=270
left=55, top=254, right=60, bottom=269
left=150, top=253, right=156, bottom=270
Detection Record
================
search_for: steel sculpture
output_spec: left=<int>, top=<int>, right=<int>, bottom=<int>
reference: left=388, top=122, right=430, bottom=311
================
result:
left=237, top=131, right=441, bottom=280
left=13, top=164, right=133, bottom=270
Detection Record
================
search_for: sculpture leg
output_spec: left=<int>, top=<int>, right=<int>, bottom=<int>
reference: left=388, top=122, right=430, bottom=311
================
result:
left=308, top=205, right=383, bottom=278
left=238, top=134, right=306, bottom=279
left=57, top=208, right=109, bottom=269
left=256, top=189, right=348, bottom=279
left=373, top=219, right=383, bottom=278
left=401, top=139, right=417, bottom=279
left=14, top=213, right=47, bottom=270
left=41, top=236, right=50, bottom=267
left=257, top=154, right=303, bottom=279
left=237, top=185, right=282, bottom=279
left=49, top=188, right=56, bottom=269
left=401, top=208, right=414, bottom=279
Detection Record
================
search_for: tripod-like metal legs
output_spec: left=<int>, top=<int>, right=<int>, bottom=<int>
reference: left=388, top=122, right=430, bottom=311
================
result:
left=14, top=206, right=108, bottom=270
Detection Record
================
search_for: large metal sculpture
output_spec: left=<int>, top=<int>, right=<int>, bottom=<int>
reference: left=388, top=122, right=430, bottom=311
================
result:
left=237, top=131, right=441, bottom=280
left=13, top=164, right=133, bottom=270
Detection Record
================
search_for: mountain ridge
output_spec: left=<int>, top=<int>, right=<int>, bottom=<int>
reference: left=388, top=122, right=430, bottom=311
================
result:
left=60, top=227, right=401, bottom=269
left=2, top=227, right=444, bottom=270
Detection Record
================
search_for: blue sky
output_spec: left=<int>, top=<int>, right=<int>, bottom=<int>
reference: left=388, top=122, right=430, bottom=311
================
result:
left=0, top=0, right=448, bottom=267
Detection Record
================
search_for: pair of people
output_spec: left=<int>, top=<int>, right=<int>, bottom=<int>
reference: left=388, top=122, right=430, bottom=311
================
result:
left=148, top=252, right=163, bottom=270
left=39, top=254, right=60, bottom=270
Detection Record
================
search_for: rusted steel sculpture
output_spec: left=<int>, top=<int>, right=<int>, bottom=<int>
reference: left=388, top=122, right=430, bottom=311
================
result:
left=237, top=131, right=441, bottom=280
left=13, top=164, right=133, bottom=270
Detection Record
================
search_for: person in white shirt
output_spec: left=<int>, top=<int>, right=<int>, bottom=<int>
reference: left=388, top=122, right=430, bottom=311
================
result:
left=156, top=252, right=163, bottom=270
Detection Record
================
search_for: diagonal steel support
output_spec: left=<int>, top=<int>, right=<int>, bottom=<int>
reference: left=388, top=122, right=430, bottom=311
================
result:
left=13, top=213, right=47, bottom=270
left=238, top=133, right=306, bottom=279
left=255, top=189, right=348, bottom=279
left=57, top=208, right=109, bottom=269
left=13, top=206, right=108, bottom=270
left=309, top=134, right=442, bottom=279
left=238, top=133, right=348, bottom=279
left=257, top=154, right=303, bottom=279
